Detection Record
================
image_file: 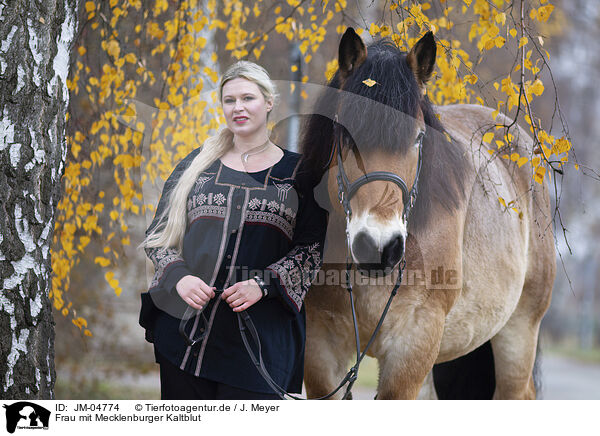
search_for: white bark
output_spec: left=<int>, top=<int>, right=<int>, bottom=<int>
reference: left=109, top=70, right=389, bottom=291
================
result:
left=0, top=0, right=77, bottom=399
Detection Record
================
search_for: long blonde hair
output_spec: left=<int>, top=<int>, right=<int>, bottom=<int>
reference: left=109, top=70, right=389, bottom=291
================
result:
left=141, top=61, right=278, bottom=253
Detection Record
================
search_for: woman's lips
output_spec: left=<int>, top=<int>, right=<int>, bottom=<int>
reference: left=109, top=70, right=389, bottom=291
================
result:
left=233, top=116, right=248, bottom=124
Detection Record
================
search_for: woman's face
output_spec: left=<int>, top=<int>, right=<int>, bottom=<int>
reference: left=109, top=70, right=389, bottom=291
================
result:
left=221, top=77, right=272, bottom=140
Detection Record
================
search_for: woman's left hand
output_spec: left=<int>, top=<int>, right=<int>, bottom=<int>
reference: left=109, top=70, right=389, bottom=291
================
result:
left=222, top=279, right=262, bottom=312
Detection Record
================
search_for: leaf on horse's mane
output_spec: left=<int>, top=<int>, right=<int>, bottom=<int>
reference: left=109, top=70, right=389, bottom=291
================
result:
left=362, top=78, right=377, bottom=87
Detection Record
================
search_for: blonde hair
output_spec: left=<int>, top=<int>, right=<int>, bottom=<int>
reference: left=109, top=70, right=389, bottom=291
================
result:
left=141, top=61, right=277, bottom=253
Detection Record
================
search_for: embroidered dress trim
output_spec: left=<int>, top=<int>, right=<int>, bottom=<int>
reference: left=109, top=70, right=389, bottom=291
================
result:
left=245, top=210, right=294, bottom=240
left=180, top=186, right=235, bottom=370
left=194, top=189, right=249, bottom=376
left=267, top=242, right=322, bottom=311
left=148, top=250, right=184, bottom=289
left=188, top=204, right=227, bottom=223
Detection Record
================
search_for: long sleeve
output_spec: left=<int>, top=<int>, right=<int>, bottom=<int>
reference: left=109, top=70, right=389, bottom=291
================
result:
left=262, top=171, right=328, bottom=313
left=145, top=148, right=201, bottom=294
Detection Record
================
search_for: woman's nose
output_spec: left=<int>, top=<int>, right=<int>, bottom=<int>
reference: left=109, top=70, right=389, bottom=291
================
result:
left=233, top=99, right=244, bottom=111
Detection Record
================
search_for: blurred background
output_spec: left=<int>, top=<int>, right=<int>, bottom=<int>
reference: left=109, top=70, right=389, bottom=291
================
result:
left=54, top=0, right=599, bottom=399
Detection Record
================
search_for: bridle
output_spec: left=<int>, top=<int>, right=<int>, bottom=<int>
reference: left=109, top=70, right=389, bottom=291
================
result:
left=320, top=114, right=425, bottom=398
left=332, top=115, right=424, bottom=224
left=179, top=113, right=426, bottom=400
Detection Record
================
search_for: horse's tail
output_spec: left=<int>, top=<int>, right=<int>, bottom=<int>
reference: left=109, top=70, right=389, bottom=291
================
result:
left=533, top=338, right=543, bottom=398
left=432, top=340, right=496, bottom=399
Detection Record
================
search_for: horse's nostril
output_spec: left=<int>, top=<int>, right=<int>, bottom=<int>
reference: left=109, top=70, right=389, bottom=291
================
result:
left=351, top=231, right=379, bottom=264
left=381, top=234, right=404, bottom=269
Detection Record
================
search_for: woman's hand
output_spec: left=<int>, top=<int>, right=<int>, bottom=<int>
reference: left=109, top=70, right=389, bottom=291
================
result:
left=176, top=275, right=216, bottom=309
left=222, top=279, right=262, bottom=312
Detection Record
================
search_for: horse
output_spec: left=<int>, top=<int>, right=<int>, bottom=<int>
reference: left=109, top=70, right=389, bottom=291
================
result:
left=299, top=29, right=556, bottom=399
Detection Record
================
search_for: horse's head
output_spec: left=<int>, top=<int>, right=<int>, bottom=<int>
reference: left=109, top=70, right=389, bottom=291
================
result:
left=330, top=29, right=436, bottom=276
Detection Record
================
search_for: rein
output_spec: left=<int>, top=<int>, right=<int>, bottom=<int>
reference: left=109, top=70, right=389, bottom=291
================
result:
left=179, top=119, right=424, bottom=399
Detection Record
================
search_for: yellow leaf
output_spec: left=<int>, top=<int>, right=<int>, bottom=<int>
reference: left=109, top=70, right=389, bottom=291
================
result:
left=534, top=166, right=546, bottom=184
left=94, top=256, right=111, bottom=267
left=529, top=79, right=544, bottom=96
left=369, top=23, right=380, bottom=36
left=518, top=37, right=528, bottom=48
left=362, top=78, right=377, bottom=87
left=498, top=197, right=506, bottom=208
left=482, top=132, right=494, bottom=143
left=106, top=40, right=120, bottom=59
left=509, top=29, right=517, bottom=38
left=464, top=74, right=478, bottom=84
left=517, top=157, right=528, bottom=167
left=537, top=5, right=554, bottom=22
left=85, top=1, right=95, bottom=12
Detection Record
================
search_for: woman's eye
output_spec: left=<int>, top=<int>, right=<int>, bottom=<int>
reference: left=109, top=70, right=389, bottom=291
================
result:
left=244, top=96, right=254, bottom=100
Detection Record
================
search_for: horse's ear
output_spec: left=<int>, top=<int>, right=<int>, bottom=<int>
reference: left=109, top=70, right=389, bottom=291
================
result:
left=407, top=31, right=436, bottom=87
left=338, top=27, right=367, bottom=80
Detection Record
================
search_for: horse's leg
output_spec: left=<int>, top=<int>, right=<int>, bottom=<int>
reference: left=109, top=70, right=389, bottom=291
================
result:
left=416, top=371, right=438, bottom=399
left=304, top=320, right=355, bottom=399
left=490, top=314, right=542, bottom=399
left=375, top=310, right=445, bottom=400
left=304, top=284, right=355, bottom=399
left=376, top=345, right=438, bottom=400
left=492, top=193, right=554, bottom=400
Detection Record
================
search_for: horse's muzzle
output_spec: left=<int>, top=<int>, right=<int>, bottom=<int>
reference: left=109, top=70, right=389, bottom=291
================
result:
left=352, top=231, right=404, bottom=277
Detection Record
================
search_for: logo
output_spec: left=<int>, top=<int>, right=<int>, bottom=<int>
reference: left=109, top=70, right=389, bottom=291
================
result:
left=3, top=402, right=50, bottom=433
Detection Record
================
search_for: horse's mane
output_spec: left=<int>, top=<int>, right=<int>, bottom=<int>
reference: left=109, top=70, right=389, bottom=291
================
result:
left=297, top=39, right=469, bottom=234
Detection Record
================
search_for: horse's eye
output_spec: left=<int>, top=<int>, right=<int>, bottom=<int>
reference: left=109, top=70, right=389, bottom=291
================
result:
left=415, top=131, right=425, bottom=147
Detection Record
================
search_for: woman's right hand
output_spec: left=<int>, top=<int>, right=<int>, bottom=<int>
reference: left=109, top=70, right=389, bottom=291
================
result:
left=175, top=275, right=216, bottom=309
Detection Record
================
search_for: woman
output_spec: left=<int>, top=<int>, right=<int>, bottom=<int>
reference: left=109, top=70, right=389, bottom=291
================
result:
left=139, top=61, right=328, bottom=400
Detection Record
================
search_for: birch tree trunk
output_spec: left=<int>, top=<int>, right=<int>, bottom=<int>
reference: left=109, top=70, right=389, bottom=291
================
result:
left=0, top=0, right=77, bottom=399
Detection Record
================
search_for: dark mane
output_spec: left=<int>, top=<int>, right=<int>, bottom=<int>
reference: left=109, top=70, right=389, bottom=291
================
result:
left=297, top=38, right=468, bottom=233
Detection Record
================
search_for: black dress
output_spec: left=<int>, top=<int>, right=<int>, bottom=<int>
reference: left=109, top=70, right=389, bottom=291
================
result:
left=139, top=146, right=328, bottom=394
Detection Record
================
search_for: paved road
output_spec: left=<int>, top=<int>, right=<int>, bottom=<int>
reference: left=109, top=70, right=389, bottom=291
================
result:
left=537, top=354, right=600, bottom=399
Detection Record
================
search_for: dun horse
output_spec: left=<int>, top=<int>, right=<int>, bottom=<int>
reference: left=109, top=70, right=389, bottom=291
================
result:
left=300, top=29, right=555, bottom=399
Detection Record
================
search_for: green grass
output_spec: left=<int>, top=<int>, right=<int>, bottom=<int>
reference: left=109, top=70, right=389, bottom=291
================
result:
left=544, top=344, right=600, bottom=363
left=354, top=356, right=379, bottom=388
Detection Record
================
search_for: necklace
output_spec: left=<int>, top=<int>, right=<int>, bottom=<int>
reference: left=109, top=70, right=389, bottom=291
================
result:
left=241, top=139, right=271, bottom=164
